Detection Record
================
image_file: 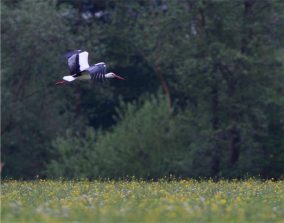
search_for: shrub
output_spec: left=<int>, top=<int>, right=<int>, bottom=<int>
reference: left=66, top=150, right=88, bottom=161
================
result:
left=47, top=94, right=191, bottom=179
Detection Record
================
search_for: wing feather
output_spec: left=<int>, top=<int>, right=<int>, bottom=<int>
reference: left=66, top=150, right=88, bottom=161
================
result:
left=67, top=54, right=80, bottom=75
left=65, top=50, right=89, bottom=75
left=78, top=52, right=90, bottom=71
left=87, top=62, right=107, bottom=80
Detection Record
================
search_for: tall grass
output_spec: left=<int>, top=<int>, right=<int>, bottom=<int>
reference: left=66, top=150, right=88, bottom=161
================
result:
left=1, top=179, right=283, bottom=222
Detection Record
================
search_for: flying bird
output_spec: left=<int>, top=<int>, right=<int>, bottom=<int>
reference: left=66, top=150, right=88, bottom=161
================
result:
left=56, top=50, right=125, bottom=85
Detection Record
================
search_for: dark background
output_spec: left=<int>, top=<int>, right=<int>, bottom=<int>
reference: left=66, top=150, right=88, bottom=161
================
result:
left=1, top=0, right=284, bottom=179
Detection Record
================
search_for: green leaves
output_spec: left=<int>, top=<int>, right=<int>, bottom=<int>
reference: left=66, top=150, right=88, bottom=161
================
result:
left=2, top=0, right=284, bottom=179
left=1, top=0, right=81, bottom=178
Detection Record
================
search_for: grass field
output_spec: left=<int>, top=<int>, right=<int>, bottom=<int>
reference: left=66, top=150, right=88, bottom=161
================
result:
left=1, top=179, right=283, bottom=223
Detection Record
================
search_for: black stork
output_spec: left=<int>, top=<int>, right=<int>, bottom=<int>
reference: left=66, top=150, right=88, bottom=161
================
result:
left=56, top=50, right=125, bottom=85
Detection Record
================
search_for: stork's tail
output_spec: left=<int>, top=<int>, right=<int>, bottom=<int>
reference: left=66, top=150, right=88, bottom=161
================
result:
left=63, top=76, right=76, bottom=82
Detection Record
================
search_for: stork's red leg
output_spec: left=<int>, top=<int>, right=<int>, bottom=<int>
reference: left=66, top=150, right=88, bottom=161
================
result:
left=55, top=80, right=67, bottom=85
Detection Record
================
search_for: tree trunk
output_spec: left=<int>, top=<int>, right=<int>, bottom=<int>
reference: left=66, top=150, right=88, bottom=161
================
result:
left=210, top=63, right=221, bottom=175
left=211, top=83, right=220, bottom=175
left=241, top=0, right=254, bottom=54
left=229, top=126, right=241, bottom=166
left=228, top=0, right=255, bottom=167
left=154, top=65, right=172, bottom=111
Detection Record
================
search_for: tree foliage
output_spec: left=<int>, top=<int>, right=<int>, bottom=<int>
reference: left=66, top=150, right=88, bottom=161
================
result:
left=2, top=0, right=284, bottom=179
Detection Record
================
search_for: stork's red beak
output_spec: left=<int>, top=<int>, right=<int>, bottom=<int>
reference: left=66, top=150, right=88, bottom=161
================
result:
left=113, top=73, right=125, bottom=80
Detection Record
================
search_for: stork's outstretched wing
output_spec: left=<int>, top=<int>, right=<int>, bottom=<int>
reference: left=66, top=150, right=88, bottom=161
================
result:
left=64, top=50, right=90, bottom=75
left=86, top=62, right=107, bottom=81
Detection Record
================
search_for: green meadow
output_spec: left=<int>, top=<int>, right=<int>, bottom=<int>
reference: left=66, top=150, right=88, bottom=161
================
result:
left=1, top=179, right=283, bottom=223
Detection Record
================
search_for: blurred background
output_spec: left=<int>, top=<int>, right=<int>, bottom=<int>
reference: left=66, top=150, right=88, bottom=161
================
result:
left=1, top=0, right=284, bottom=179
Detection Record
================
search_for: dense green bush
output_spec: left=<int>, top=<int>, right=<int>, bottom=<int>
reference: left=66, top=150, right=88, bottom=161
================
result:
left=48, top=92, right=284, bottom=179
left=47, top=94, right=192, bottom=179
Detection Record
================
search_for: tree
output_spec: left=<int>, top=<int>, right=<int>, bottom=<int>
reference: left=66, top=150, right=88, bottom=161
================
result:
left=173, top=0, right=284, bottom=177
left=3, top=0, right=284, bottom=179
left=1, top=0, right=83, bottom=178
